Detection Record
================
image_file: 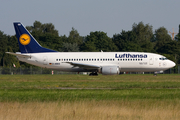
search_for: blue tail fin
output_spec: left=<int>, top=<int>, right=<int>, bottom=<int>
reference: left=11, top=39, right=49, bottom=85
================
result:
left=14, top=22, right=57, bottom=53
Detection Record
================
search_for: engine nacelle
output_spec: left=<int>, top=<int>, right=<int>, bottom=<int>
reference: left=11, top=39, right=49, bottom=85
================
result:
left=100, top=66, right=120, bottom=75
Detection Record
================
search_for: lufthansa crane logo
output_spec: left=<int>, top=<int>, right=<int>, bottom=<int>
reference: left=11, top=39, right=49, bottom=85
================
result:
left=19, top=34, right=31, bottom=45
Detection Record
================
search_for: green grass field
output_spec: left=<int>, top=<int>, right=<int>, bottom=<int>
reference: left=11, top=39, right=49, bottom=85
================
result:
left=1, top=74, right=180, bottom=102
left=0, top=74, right=180, bottom=120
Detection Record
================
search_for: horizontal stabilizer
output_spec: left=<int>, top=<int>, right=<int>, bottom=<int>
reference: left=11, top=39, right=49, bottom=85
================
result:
left=6, top=52, right=31, bottom=58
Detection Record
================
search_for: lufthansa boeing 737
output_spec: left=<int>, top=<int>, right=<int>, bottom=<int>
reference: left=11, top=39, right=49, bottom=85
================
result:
left=6, top=22, right=176, bottom=75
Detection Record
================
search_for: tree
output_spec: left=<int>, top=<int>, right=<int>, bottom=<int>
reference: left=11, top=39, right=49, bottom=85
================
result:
left=132, top=22, right=153, bottom=40
left=82, top=31, right=118, bottom=52
left=61, top=42, right=79, bottom=52
left=0, top=33, right=20, bottom=67
left=112, top=30, right=141, bottom=52
left=0, top=31, right=8, bottom=66
left=175, top=24, right=180, bottom=41
left=132, top=22, right=154, bottom=52
left=154, top=27, right=172, bottom=53
left=66, top=27, right=83, bottom=45
left=3, top=46, right=20, bottom=67
left=26, top=21, right=59, bottom=37
left=38, top=33, right=63, bottom=51
left=26, top=21, right=63, bottom=51
left=153, top=27, right=179, bottom=66
left=175, top=25, right=180, bottom=64
left=60, top=27, right=83, bottom=52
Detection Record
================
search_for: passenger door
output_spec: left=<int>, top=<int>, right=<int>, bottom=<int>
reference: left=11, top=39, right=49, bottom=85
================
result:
left=149, top=56, right=154, bottom=65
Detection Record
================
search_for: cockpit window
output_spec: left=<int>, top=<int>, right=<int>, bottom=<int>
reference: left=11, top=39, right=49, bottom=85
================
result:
left=159, top=57, right=168, bottom=60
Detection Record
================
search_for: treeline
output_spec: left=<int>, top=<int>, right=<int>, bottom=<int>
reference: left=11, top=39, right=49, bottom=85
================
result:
left=0, top=21, right=180, bottom=70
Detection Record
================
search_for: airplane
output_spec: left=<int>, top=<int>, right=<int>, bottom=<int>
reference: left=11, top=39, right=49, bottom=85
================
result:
left=6, top=22, right=176, bottom=75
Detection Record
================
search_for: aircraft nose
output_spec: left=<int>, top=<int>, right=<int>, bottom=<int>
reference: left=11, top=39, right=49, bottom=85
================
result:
left=169, top=61, right=176, bottom=68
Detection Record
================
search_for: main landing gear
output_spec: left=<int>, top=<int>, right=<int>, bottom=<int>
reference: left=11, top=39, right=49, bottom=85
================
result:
left=153, top=73, right=157, bottom=76
left=89, top=72, right=98, bottom=76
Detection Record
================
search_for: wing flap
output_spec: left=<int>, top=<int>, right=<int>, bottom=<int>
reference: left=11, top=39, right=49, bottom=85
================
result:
left=65, top=62, right=100, bottom=69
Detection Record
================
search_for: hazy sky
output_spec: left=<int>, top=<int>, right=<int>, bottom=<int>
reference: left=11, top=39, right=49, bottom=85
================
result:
left=0, top=0, right=180, bottom=37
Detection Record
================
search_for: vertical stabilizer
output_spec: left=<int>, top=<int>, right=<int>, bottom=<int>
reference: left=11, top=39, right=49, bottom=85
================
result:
left=14, top=22, right=57, bottom=53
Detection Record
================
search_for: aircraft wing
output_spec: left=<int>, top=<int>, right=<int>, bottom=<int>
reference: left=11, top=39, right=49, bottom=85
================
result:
left=65, top=62, right=100, bottom=70
left=6, top=52, right=31, bottom=58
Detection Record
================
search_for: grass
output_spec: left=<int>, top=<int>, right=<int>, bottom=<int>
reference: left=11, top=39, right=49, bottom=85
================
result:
left=0, top=89, right=180, bottom=102
left=0, top=74, right=180, bottom=89
left=0, top=74, right=180, bottom=119
left=0, top=100, right=180, bottom=120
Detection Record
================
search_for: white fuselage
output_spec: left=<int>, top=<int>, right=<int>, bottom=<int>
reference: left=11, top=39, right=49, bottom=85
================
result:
left=17, top=52, right=175, bottom=73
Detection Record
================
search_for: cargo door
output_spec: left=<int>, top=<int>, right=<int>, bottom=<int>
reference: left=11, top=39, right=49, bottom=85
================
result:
left=43, top=56, right=48, bottom=65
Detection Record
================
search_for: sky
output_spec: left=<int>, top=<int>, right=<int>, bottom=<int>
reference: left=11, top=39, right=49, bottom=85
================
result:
left=0, top=0, right=180, bottom=37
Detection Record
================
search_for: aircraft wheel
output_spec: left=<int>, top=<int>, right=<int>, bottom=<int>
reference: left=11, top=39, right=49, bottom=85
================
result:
left=89, top=72, right=98, bottom=76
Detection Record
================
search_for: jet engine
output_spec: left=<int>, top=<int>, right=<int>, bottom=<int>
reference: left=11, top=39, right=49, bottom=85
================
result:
left=99, top=66, right=120, bottom=75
